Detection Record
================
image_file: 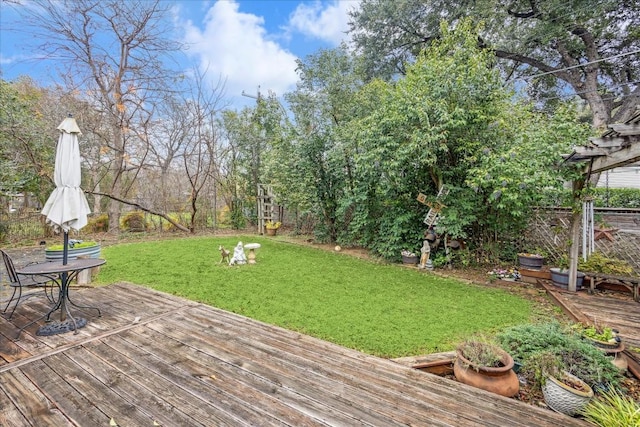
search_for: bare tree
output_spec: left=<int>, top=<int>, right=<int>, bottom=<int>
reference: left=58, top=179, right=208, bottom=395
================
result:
left=15, top=0, right=184, bottom=232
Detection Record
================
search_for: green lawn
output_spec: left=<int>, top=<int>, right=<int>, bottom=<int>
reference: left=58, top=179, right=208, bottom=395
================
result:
left=96, top=236, right=535, bottom=357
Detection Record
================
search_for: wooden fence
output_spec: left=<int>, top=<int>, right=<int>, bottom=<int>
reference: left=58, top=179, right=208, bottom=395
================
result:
left=523, top=208, right=640, bottom=275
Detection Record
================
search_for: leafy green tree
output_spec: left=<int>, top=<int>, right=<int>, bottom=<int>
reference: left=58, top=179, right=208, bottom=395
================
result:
left=349, top=0, right=640, bottom=128
left=342, top=20, right=591, bottom=261
left=275, top=47, right=363, bottom=241
left=0, top=78, right=55, bottom=208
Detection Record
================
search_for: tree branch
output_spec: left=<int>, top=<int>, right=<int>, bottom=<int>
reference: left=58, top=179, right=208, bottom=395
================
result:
left=88, top=190, right=190, bottom=232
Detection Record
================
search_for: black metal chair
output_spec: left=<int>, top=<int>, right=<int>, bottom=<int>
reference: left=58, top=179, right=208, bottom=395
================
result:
left=1, top=249, right=58, bottom=319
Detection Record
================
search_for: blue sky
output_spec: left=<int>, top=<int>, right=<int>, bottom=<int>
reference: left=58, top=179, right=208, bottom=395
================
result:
left=0, top=0, right=361, bottom=109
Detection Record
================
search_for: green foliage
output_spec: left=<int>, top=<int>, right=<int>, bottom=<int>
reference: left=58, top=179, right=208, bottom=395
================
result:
left=229, top=200, right=246, bottom=230
left=120, top=211, right=147, bottom=232
left=87, top=214, right=109, bottom=233
left=457, top=338, right=506, bottom=370
left=578, top=252, right=634, bottom=276
left=496, top=322, right=622, bottom=390
left=348, top=0, right=639, bottom=127
left=97, top=237, right=535, bottom=357
left=46, top=240, right=98, bottom=251
left=0, top=221, right=8, bottom=242
left=580, top=388, right=640, bottom=427
left=591, top=188, right=640, bottom=208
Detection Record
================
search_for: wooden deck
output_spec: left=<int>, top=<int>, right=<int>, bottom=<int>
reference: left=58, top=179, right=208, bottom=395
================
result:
left=0, top=282, right=588, bottom=426
left=541, top=281, right=640, bottom=375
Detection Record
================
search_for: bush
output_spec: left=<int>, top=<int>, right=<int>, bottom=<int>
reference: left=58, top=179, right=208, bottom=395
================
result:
left=87, top=214, right=109, bottom=232
left=496, top=322, right=621, bottom=390
left=121, top=211, right=147, bottom=232
left=578, top=252, right=634, bottom=276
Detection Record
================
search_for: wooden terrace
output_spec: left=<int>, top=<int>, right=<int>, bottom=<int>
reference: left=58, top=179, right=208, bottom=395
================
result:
left=0, top=282, right=590, bottom=426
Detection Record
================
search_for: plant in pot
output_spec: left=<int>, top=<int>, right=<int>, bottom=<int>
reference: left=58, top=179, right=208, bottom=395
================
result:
left=265, top=221, right=281, bottom=236
left=550, top=254, right=585, bottom=290
left=517, top=250, right=546, bottom=271
left=496, top=322, right=622, bottom=401
left=453, top=338, right=519, bottom=397
left=401, top=249, right=418, bottom=265
left=45, top=240, right=101, bottom=261
left=524, top=350, right=594, bottom=417
left=575, top=324, right=621, bottom=350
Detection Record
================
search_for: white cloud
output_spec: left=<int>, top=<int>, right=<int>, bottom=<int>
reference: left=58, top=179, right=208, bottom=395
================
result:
left=288, top=0, right=359, bottom=46
left=182, top=1, right=299, bottom=106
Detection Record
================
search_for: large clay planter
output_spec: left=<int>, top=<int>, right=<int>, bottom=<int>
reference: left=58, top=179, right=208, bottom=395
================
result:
left=453, top=348, right=519, bottom=397
left=542, top=371, right=593, bottom=416
left=266, top=228, right=277, bottom=236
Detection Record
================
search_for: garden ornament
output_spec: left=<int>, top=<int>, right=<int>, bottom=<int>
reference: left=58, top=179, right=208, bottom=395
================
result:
left=229, top=242, right=247, bottom=266
left=419, top=240, right=433, bottom=270
left=218, top=245, right=230, bottom=264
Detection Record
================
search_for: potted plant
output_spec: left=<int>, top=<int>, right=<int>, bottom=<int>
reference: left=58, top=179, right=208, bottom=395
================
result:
left=453, top=338, right=519, bottom=397
left=265, top=221, right=281, bottom=236
left=517, top=251, right=545, bottom=271
left=401, top=250, right=418, bottom=265
left=525, top=350, right=594, bottom=416
left=550, top=255, right=586, bottom=289
left=578, top=325, right=621, bottom=350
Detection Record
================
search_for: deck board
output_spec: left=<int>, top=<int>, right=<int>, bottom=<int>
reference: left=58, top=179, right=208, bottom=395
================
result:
left=1, top=282, right=589, bottom=426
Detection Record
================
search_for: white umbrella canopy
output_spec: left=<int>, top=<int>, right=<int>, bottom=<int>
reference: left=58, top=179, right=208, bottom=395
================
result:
left=41, top=116, right=91, bottom=259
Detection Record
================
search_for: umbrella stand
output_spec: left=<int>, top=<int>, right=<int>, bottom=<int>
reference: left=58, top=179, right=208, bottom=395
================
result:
left=37, top=115, right=91, bottom=336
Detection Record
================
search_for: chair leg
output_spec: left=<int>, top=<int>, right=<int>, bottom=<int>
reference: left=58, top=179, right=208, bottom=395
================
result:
left=2, top=286, right=21, bottom=319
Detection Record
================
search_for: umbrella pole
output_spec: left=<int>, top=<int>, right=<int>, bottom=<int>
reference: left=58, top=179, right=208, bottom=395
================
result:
left=63, top=232, right=69, bottom=265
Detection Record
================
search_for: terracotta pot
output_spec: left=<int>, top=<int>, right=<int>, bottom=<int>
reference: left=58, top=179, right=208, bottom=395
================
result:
left=453, top=348, right=519, bottom=397
left=266, top=228, right=277, bottom=236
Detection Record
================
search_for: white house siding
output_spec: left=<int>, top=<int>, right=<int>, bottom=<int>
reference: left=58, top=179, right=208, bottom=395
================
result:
left=597, top=166, right=640, bottom=189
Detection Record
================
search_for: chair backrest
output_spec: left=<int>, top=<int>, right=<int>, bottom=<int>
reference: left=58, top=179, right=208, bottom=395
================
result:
left=1, top=250, right=20, bottom=284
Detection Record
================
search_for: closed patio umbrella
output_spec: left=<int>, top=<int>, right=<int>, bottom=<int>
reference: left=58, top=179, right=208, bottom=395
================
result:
left=41, top=114, right=91, bottom=265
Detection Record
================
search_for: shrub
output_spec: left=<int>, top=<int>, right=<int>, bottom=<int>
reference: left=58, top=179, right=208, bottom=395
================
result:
left=578, top=252, right=634, bottom=276
left=496, top=322, right=621, bottom=389
left=87, top=214, right=109, bottom=232
left=121, top=211, right=147, bottom=232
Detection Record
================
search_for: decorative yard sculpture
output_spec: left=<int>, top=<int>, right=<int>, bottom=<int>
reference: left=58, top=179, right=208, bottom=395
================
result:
left=229, top=242, right=247, bottom=266
left=416, top=186, right=449, bottom=269
left=218, top=245, right=231, bottom=264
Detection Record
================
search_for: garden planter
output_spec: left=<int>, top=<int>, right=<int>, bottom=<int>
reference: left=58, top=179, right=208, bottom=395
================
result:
left=266, top=228, right=277, bottom=236
left=401, top=255, right=418, bottom=265
left=45, top=243, right=101, bottom=261
left=518, top=254, right=545, bottom=271
left=550, top=268, right=585, bottom=290
left=453, top=348, right=519, bottom=397
left=542, top=371, right=593, bottom=416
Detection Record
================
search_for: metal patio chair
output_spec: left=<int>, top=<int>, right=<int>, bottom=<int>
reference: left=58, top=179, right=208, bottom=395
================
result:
left=1, top=249, right=58, bottom=319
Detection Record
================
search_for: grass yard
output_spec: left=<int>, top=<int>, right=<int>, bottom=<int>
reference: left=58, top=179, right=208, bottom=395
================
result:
left=96, top=236, right=535, bottom=358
